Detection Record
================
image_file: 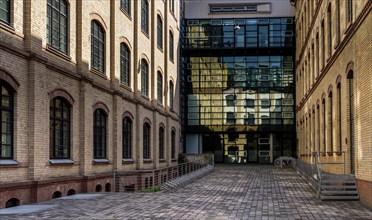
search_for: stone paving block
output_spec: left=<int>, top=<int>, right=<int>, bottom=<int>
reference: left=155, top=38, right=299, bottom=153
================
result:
left=1, top=165, right=371, bottom=219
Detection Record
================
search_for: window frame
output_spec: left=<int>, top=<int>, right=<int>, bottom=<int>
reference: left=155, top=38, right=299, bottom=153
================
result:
left=122, top=117, right=132, bottom=159
left=157, top=72, right=163, bottom=104
left=159, top=127, right=165, bottom=160
left=91, top=20, right=105, bottom=74
left=141, top=59, right=149, bottom=97
left=0, top=82, right=14, bottom=159
left=0, top=0, right=11, bottom=25
left=157, top=15, right=163, bottom=50
left=50, top=97, right=71, bottom=159
left=93, top=109, right=107, bottom=159
left=46, top=0, right=69, bottom=54
left=169, top=80, right=174, bottom=109
left=171, top=129, right=176, bottom=159
left=120, top=43, right=130, bottom=86
left=169, top=31, right=174, bottom=62
left=141, top=0, right=149, bottom=35
left=120, top=0, right=131, bottom=17
left=143, top=123, right=151, bottom=159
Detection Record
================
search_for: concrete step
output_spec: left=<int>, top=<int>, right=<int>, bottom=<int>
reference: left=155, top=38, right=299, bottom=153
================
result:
left=321, top=185, right=357, bottom=189
left=322, top=174, right=355, bottom=181
left=320, top=195, right=360, bottom=201
left=321, top=179, right=356, bottom=184
left=321, top=190, right=359, bottom=195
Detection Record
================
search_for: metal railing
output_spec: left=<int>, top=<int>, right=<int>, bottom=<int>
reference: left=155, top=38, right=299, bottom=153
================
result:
left=113, top=154, right=214, bottom=193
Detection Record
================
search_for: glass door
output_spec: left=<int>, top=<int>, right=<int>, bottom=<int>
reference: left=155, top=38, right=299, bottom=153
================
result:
left=258, top=137, right=271, bottom=164
left=223, top=133, right=247, bottom=164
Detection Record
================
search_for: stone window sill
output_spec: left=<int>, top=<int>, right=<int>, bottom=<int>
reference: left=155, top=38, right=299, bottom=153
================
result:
left=0, top=159, right=18, bottom=166
left=45, top=45, right=71, bottom=62
left=143, top=159, right=152, bottom=163
left=49, top=159, right=74, bottom=165
left=122, top=159, right=134, bottom=164
left=159, top=159, right=166, bottom=163
left=93, top=159, right=110, bottom=164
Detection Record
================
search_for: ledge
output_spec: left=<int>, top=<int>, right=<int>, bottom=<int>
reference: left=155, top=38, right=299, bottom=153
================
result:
left=49, top=159, right=74, bottom=165
left=159, top=159, right=166, bottom=163
left=143, top=159, right=152, bottom=163
left=45, top=45, right=71, bottom=62
left=93, top=159, right=110, bottom=164
left=0, top=159, right=18, bottom=165
left=122, top=159, right=134, bottom=164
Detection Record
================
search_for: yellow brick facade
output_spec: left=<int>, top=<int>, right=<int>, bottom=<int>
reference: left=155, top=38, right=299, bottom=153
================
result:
left=0, top=0, right=181, bottom=208
left=295, top=0, right=371, bottom=208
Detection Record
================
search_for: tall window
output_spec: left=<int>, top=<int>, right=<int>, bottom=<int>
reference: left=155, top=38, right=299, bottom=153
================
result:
left=93, top=109, right=107, bottom=159
left=157, top=72, right=163, bottom=104
left=169, top=80, right=174, bottom=109
left=143, top=123, right=151, bottom=159
left=322, top=99, right=326, bottom=152
left=47, top=0, right=68, bottom=53
left=120, top=43, right=130, bottom=86
left=347, top=0, right=353, bottom=23
left=170, top=0, right=175, bottom=14
left=336, top=0, right=341, bottom=42
left=321, top=21, right=325, bottom=67
left=141, top=59, right=149, bottom=96
left=0, top=83, right=13, bottom=159
left=50, top=97, right=70, bottom=159
left=316, top=33, right=319, bottom=76
left=157, top=16, right=163, bottom=50
left=0, top=0, right=10, bottom=25
left=337, top=83, right=342, bottom=151
left=328, top=92, right=333, bottom=152
left=123, top=117, right=132, bottom=159
left=169, top=31, right=174, bottom=62
left=159, top=127, right=164, bottom=159
left=120, top=0, right=130, bottom=16
left=171, top=130, right=176, bottom=159
left=317, top=105, right=321, bottom=152
left=91, top=21, right=105, bottom=73
left=348, top=71, right=354, bottom=173
left=327, top=5, right=332, bottom=56
left=141, top=0, right=149, bottom=35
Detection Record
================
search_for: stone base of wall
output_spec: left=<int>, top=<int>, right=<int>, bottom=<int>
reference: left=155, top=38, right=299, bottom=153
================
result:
left=356, top=178, right=372, bottom=209
left=0, top=174, right=113, bottom=209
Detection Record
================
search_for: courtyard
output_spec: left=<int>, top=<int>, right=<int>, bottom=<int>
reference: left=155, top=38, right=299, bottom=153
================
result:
left=1, top=164, right=371, bottom=220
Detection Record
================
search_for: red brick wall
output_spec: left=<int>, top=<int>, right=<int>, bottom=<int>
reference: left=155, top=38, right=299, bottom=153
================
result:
left=357, top=179, right=372, bottom=209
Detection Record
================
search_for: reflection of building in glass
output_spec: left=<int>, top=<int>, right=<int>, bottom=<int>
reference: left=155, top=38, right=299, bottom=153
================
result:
left=183, top=0, right=296, bottom=164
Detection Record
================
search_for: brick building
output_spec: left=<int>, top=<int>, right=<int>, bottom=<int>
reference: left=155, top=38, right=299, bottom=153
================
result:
left=295, top=0, right=371, bottom=208
left=0, top=0, right=181, bottom=208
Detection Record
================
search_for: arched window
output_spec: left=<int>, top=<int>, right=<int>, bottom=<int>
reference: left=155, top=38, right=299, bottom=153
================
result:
left=141, top=0, right=149, bottom=35
left=157, top=72, right=163, bottom=104
left=141, top=59, right=149, bottom=96
left=0, top=82, right=13, bottom=159
left=159, top=127, right=164, bottom=160
left=171, top=129, right=176, bottom=159
left=157, top=15, right=163, bottom=50
left=169, top=31, right=174, bottom=62
left=91, top=20, right=105, bottom=73
left=322, top=99, right=326, bottom=152
left=50, top=97, right=71, bottom=159
left=0, top=0, right=11, bottom=25
left=122, top=117, right=132, bottom=159
left=120, top=43, right=130, bottom=86
left=328, top=91, right=333, bottom=152
left=143, top=123, right=151, bottom=159
left=93, top=109, right=107, bottom=159
left=47, top=0, right=68, bottom=53
left=169, top=80, right=174, bottom=109
left=347, top=0, right=353, bottom=23
left=120, top=0, right=130, bottom=16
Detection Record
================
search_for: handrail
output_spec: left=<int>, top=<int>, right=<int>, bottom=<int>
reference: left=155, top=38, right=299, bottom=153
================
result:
left=312, top=150, right=347, bottom=197
left=113, top=155, right=214, bottom=193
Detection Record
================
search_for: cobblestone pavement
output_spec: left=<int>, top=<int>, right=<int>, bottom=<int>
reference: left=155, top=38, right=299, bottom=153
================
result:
left=2, top=165, right=372, bottom=220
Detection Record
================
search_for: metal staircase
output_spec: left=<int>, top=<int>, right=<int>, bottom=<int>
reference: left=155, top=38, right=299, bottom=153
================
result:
left=312, top=151, right=359, bottom=201
left=319, top=173, right=359, bottom=200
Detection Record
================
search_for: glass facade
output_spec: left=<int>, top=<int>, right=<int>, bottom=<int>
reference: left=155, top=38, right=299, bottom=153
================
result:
left=183, top=17, right=296, bottom=164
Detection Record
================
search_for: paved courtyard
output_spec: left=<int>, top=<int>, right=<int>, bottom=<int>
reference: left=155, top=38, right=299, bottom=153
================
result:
left=1, top=165, right=371, bottom=219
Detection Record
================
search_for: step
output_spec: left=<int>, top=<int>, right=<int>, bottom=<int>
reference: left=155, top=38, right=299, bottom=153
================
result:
left=321, top=180, right=356, bottom=184
left=320, top=195, right=359, bottom=201
left=322, top=174, right=355, bottom=181
left=321, top=190, right=359, bottom=195
left=321, top=185, right=357, bottom=189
